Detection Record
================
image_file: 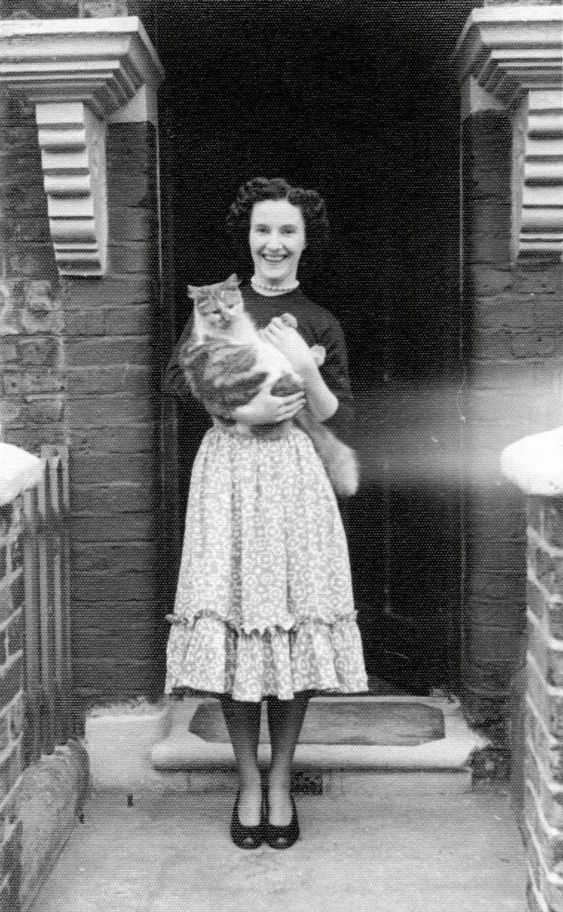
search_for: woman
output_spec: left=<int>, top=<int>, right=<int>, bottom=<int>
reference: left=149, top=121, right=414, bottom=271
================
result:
left=164, top=177, right=367, bottom=849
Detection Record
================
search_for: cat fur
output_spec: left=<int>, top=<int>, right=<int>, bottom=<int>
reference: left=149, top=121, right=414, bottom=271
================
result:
left=180, top=274, right=359, bottom=497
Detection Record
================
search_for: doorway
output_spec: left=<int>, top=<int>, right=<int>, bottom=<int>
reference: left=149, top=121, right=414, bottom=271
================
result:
left=157, top=0, right=473, bottom=694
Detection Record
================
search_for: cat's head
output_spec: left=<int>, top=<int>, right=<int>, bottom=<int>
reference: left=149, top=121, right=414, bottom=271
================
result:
left=188, top=273, right=244, bottom=335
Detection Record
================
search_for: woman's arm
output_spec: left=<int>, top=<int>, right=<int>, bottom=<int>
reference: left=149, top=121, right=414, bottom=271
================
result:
left=297, top=360, right=338, bottom=421
left=261, top=317, right=349, bottom=423
left=317, top=317, right=355, bottom=432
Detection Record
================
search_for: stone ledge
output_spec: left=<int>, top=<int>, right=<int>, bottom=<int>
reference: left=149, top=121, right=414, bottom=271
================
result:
left=501, top=426, right=563, bottom=496
left=152, top=696, right=486, bottom=774
left=83, top=696, right=487, bottom=792
left=15, top=740, right=89, bottom=912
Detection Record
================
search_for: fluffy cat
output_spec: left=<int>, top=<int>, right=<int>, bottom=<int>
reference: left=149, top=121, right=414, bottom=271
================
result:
left=179, top=274, right=359, bottom=497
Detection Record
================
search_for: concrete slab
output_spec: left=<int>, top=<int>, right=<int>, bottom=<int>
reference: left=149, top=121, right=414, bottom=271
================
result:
left=30, top=788, right=526, bottom=912
left=149, top=695, right=486, bottom=775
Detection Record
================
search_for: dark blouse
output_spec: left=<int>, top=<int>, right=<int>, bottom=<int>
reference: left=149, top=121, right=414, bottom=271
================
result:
left=163, top=285, right=354, bottom=435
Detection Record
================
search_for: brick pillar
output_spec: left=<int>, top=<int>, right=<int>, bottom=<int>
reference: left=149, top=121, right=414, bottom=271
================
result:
left=526, top=498, right=563, bottom=912
left=0, top=90, right=67, bottom=454
left=460, top=100, right=562, bottom=747
left=503, top=429, right=563, bottom=912
left=65, top=120, right=165, bottom=713
left=0, top=10, right=166, bottom=716
left=0, top=445, right=42, bottom=910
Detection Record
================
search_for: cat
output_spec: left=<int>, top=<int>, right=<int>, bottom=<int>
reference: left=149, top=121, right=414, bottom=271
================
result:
left=179, top=273, right=359, bottom=497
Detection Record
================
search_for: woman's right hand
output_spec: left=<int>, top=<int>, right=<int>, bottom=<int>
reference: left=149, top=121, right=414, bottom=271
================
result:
left=232, top=387, right=306, bottom=425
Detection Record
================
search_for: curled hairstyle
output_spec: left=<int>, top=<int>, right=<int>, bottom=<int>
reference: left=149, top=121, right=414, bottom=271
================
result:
left=226, top=177, right=330, bottom=266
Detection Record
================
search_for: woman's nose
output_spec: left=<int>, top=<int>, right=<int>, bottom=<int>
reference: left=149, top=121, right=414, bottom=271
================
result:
left=265, top=232, right=282, bottom=249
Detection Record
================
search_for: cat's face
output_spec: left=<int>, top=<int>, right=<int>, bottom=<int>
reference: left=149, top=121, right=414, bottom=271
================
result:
left=189, top=275, right=244, bottom=333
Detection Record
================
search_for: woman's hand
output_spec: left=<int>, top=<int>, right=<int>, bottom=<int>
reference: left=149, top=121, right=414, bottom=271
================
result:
left=261, top=318, right=316, bottom=374
left=232, top=386, right=306, bottom=425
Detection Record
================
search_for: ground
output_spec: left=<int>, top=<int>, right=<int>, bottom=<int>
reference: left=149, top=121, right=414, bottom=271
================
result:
left=30, top=787, right=526, bottom=912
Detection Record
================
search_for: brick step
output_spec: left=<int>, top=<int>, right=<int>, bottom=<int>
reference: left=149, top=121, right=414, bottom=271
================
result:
left=85, top=695, right=487, bottom=794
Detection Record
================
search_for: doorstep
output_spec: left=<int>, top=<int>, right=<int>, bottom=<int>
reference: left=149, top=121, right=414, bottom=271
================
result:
left=85, top=695, right=488, bottom=794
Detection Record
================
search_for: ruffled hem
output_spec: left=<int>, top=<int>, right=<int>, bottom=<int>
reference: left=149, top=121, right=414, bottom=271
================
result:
left=165, top=609, right=356, bottom=636
left=165, top=612, right=368, bottom=702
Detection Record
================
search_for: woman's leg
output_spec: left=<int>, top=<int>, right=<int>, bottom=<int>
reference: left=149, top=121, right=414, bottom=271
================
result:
left=266, top=693, right=310, bottom=824
left=220, top=696, right=262, bottom=825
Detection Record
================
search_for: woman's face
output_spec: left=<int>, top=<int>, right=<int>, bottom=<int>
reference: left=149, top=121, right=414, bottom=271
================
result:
left=249, top=199, right=306, bottom=287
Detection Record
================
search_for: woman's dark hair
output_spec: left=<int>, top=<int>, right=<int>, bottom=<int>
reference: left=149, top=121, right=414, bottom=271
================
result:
left=226, top=177, right=330, bottom=266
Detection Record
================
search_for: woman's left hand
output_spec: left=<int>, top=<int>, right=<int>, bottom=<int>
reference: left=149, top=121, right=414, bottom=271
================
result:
left=261, top=318, right=316, bottom=374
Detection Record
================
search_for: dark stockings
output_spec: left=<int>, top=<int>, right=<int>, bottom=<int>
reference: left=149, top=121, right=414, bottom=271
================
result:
left=220, top=696, right=262, bottom=826
left=220, top=692, right=310, bottom=827
left=266, top=693, right=310, bottom=824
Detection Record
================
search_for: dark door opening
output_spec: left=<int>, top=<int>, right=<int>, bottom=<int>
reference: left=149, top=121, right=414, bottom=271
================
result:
left=157, top=0, right=473, bottom=695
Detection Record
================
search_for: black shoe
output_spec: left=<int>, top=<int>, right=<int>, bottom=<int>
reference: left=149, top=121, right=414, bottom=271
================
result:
left=230, top=791, right=264, bottom=849
left=265, top=795, right=300, bottom=849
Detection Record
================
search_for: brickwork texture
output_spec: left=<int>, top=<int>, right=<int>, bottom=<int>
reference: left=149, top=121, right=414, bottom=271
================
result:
left=526, top=498, right=563, bottom=912
left=461, top=108, right=563, bottom=744
left=65, top=122, right=165, bottom=714
left=0, top=95, right=165, bottom=716
left=0, top=499, right=27, bottom=912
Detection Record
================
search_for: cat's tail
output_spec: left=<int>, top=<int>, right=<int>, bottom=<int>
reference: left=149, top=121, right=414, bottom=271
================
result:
left=295, top=408, right=359, bottom=497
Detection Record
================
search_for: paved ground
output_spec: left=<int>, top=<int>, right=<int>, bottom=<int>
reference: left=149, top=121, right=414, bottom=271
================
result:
left=30, top=787, right=526, bottom=912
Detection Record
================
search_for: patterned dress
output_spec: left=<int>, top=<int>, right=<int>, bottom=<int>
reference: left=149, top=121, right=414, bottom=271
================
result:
left=164, top=286, right=368, bottom=701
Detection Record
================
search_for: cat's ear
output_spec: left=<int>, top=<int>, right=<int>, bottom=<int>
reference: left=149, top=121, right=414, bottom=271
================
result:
left=225, top=273, right=240, bottom=288
left=187, top=284, right=200, bottom=302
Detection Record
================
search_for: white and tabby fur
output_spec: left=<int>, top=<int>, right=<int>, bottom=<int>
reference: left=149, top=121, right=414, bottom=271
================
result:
left=180, top=274, right=359, bottom=496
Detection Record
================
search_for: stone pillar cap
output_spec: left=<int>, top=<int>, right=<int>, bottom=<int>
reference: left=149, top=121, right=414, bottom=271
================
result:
left=501, top=426, right=563, bottom=497
left=0, top=442, right=42, bottom=507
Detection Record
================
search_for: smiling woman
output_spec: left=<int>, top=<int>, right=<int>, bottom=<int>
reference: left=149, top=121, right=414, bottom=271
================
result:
left=249, top=199, right=305, bottom=292
left=158, top=0, right=474, bottom=718
left=164, top=176, right=368, bottom=848
left=225, top=176, right=330, bottom=294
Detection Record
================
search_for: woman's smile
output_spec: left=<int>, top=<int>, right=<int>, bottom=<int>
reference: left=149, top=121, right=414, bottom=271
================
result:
left=249, top=199, right=306, bottom=287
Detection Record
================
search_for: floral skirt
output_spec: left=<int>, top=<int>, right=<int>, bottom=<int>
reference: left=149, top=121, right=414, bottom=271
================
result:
left=165, top=421, right=368, bottom=702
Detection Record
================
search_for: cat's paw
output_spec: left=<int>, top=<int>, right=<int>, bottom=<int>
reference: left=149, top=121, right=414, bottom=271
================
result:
left=279, top=312, right=298, bottom=329
left=310, top=344, right=326, bottom=366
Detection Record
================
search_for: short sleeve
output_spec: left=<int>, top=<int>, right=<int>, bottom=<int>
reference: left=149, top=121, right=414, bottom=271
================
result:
left=318, top=317, right=355, bottom=435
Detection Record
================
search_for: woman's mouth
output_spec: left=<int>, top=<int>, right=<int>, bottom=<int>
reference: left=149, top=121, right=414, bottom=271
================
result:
left=262, top=254, right=286, bottom=263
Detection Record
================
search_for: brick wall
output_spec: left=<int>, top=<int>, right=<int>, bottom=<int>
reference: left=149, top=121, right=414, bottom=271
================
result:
left=525, top=497, right=563, bottom=912
left=461, top=108, right=563, bottom=744
left=0, top=92, right=67, bottom=454
left=65, top=121, right=165, bottom=714
left=0, top=0, right=166, bottom=715
left=0, top=498, right=27, bottom=912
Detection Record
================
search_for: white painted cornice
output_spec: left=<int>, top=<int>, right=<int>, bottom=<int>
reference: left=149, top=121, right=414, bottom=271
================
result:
left=452, top=6, right=563, bottom=262
left=0, top=18, right=164, bottom=276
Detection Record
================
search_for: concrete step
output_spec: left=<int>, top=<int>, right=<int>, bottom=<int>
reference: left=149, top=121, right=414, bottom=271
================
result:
left=84, top=695, right=488, bottom=795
